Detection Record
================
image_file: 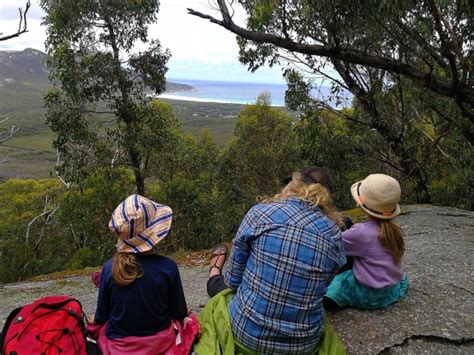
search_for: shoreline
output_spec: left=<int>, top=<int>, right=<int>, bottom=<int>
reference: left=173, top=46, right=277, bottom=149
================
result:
left=158, top=93, right=285, bottom=107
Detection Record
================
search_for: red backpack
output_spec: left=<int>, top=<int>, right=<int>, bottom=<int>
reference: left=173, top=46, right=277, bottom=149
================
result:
left=1, top=296, right=96, bottom=355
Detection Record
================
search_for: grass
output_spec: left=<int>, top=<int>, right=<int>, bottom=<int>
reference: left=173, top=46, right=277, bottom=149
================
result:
left=342, top=208, right=367, bottom=223
left=0, top=92, right=299, bottom=178
left=5, top=133, right=54, bottom=151
left=0, top=97, right=247, bottom=178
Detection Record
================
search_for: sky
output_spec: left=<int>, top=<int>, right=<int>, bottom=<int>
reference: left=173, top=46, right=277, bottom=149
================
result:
left=0, top=0, right=287, bottom=84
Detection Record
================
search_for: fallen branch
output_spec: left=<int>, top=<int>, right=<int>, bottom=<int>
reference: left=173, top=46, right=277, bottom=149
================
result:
left=378, top=334, right=474, bottom=354
left=447, top=282, right=474, bottom=295
left=0, top=125, right=20, bottom=144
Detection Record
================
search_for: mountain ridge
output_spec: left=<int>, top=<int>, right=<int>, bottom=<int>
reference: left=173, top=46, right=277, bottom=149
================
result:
left=0, top=47, right=194, bottom=94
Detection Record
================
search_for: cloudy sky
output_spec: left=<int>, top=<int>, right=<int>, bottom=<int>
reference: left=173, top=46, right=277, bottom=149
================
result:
left=0, top=0, right=286, bottom=84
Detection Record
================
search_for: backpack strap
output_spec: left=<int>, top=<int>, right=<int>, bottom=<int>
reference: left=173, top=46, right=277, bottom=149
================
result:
left=1, top=306, right=23, bottom=351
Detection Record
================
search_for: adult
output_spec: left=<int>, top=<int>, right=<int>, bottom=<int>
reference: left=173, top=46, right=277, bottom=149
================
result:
left=88, top=194, right=199, bottom=355
left=197, top=166, right=346, bottom=354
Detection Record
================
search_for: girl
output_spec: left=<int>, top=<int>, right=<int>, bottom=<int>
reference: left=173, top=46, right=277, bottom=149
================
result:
left=325, top=174, right=409, bottom=309
left=88, top=194, right=199, bottom=355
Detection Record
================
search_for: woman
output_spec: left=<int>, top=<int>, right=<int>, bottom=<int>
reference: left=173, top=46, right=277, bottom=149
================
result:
left=89, top=194, right=199, bottom=355
left=197, top=166, right=346, bottom=354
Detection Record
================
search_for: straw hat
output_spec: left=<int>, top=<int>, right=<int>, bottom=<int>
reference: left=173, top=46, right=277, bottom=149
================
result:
left=109, top=194, right=173, bottom=253
left=350, top=174, right=401, bottom=220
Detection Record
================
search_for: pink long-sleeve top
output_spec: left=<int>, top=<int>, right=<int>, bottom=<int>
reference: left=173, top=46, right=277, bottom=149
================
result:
left=342, top=221, right=403, bottom=288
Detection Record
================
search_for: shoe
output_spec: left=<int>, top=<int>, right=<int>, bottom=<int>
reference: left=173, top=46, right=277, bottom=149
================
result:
left=209, top=244, right=228, bottom=275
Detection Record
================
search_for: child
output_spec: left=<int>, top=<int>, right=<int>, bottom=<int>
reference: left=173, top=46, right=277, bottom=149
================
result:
left=325, top=174, right=409, bottom=309
left=88, top=194, right=199, bottom=355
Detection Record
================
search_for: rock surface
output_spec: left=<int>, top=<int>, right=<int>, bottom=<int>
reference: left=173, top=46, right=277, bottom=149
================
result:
left=1, top=205, right=473, bottom=354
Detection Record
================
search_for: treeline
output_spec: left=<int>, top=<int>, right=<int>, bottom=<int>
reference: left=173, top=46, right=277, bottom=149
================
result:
left=0, top=94, right=471, bottom=284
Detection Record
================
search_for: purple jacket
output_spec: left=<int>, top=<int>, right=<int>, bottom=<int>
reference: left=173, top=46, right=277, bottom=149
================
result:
left=342, top=221, right=403, bottom=288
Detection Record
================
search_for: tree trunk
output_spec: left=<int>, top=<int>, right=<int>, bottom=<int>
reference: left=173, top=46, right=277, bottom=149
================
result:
left=131, top=156, right=145, bottom=195
left=411, top=167, right=432, bottom=204
left=105, top=18, right=146, bottom=195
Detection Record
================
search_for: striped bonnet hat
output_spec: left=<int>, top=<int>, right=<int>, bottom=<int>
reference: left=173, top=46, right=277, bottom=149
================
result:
left=109, top=194, right=173, bottom=253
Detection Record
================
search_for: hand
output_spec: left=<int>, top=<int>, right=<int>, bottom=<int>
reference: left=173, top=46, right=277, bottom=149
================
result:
left=87, top=314, right=95, bottom=324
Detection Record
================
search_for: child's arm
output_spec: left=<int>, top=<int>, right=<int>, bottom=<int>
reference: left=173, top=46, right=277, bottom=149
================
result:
left=93, top=268, right=110, bottom=325
left=341, top=223, right=367, bottom=257
left=169, top=265, right=188, bottom=321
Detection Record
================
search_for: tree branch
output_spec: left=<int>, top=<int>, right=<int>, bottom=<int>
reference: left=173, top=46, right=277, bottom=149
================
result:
left=33, top=206, right=59, bottom=253
left=55, top=151, right=71, bottom=189
left=187, top=1, right=474, bottom=106
left=0, top=1, right=31, bottom=41
left=424, top=0, right=459, bottom=85
left=0, top=123, right=20, bottom=144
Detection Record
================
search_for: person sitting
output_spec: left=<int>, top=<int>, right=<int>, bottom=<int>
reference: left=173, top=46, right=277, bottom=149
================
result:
left=88, top=194, right=199, bottom=355
left=195, top=166, right=346, bottom=354
left=325, top=174, right=409, bottom=309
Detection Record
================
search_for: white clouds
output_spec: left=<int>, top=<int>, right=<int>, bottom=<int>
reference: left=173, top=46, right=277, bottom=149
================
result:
left=143, top=0, right=286, bottom=83
left=153, top=0, right=241, bottom=63
left=0, top=0, right=285, bottom=83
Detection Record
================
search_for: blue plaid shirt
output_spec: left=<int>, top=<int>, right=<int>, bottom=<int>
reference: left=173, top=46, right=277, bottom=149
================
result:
left=224, top=198, right=345, bottom=353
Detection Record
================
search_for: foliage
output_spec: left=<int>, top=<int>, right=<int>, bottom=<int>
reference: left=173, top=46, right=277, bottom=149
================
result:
left=148, top=129, right=223, bottom=251
left=217, top=94, right=302, bottom=235
left=66, top=247, right=100, bottom=270
left=159, top=175, right=223, bottom=251
left=0, top=179, right=64, bottom=283
left=41, top=0, right=170, bottom=194
left=293, top=108, right=371, bottom=209
left=0, top=168, right=134, bottom=283
left=188, top=0, right=473, bottom=143
left=57, top=168, right=135, bottom=259
left=1, top=92, right=473, bottom=283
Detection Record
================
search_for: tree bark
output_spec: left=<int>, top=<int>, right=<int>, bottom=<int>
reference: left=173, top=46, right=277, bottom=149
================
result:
left=104, top=15, right=146, bottom=195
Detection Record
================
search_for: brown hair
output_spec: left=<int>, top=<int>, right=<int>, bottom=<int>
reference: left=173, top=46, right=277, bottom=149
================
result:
left=378, top=219, right=405, bottom=263
left=112, top=253, right=143, bottom=286
left=260, top=171, right=341, bottom=223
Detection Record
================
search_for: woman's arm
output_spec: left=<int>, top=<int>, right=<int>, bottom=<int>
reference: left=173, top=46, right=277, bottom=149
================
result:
left=224, top=212, right=255, bottom=290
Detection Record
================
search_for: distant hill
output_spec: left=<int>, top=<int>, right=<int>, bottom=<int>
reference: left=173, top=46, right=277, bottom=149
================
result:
left=0, top=48, right=49, bottom=84
left=166, top=81, right=194, bottom=92
left=0, top=49, right=238, bottom=179
left=0, top=48, right=193, bottom=104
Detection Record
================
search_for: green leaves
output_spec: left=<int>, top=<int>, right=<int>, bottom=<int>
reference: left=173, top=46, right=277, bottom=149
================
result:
left=129, top=41, right=171, bottom=95
left=41, top=0, right=170, bottom=193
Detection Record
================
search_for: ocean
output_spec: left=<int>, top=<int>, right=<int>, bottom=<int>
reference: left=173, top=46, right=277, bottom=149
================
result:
left=160, top=79, right=351, bottom=107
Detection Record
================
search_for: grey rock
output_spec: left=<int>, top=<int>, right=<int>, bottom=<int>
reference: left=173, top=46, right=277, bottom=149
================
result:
left=1, top=205, right=472, bottom=354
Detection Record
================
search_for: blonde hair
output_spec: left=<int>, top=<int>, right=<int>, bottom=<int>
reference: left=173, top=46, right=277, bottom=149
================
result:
left=112, top=253, right=143, bottom=286
left=378, top=219, right=405, bottom=263
left=259, top=172, right=341, bottom=223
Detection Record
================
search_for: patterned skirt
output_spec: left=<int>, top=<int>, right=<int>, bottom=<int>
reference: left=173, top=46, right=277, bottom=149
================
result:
left=325, top=270, right=409, bottom=309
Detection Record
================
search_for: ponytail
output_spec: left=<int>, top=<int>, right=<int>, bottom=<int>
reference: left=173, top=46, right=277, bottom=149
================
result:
left=379, top=220, right=405, bottom=264
left=112, top=253, right=143, bottom=286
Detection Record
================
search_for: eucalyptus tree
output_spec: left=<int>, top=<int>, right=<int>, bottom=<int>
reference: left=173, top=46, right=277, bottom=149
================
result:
left=41, top=0, right=172, bottom=194
left=188, top=0, right=472, bottom=204
left=188, top=0, right=473, bottom=144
